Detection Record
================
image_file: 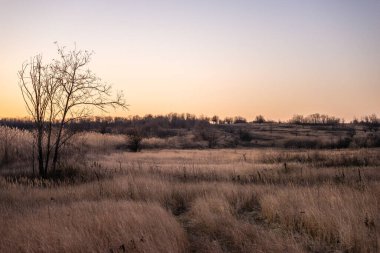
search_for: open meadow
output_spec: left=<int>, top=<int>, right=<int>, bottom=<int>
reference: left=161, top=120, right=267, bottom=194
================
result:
left=2, top=1, right=380, bottom=252
left=1, top=132, right=379, bottom=253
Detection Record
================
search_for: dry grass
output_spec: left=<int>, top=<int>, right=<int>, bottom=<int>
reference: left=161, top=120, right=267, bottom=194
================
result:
left=259, top=185, right=379, bottom=252
left=258, top=149, right=380, bottom=167
left=0, top=126, right=33, bottom=165
left=75, top=132, right=126, bottom=153
left=185, top=195, right=305, bottom=253
left=1, top=148, right=379, bottom=252
left=1, top=201, right=188, bottom=253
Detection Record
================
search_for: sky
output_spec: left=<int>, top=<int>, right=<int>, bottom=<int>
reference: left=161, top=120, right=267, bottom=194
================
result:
left=0, top=0, right=379, bottom=121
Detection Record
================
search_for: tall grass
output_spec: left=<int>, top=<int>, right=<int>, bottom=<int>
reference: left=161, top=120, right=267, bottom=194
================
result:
left=1, top=148, right=379, bottom=252
left=0, top=126, right=33, bottom=165
left=0, top=201, right=188, bottom=253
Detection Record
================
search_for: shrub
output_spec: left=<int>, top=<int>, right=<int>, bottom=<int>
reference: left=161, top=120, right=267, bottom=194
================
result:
left=126, top=128, right=143, bottom=152
left=239, top=129, right=253, bottom=142
left=334, top=137, right=352, bottom=148
left=283, top=137, right=318, bottom=149
left=198, top=128, right=219, bottom=148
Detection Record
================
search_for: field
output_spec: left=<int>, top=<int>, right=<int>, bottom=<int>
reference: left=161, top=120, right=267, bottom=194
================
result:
left=1, top=145, right=379, bottom=252
left=1, top=0, right=379, bottom=252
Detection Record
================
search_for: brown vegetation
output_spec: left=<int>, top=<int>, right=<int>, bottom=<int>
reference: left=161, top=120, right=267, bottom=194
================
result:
left=1, top=113, right=379, bottom=152
left=1, top=142, right=379, bottom=252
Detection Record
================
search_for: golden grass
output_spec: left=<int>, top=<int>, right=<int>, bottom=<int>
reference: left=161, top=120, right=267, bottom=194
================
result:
left=259, top=184, right=379, bottom=252
left=0, top=126, right=33, bottom=164
left=1, top=148, right=380, bottom=252
left=0, top=201, right=188, bottom=253
left=185, top=195, right=305, bottom=253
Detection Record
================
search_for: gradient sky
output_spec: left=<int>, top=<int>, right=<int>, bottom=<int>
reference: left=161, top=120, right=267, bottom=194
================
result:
left=0, top=0, right=379, bottom=121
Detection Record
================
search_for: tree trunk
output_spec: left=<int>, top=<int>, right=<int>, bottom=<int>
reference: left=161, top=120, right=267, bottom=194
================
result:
left=32, top=135, right=35, bottom=176
left=44, top=118, right=53, bottom=176
left=52, top=118, right=65, bottom=172
left=52, top=130, right=61, bottom=172
left=37, top=126, right=44, bottom=177
left=52, top=91, right=71, bottom=172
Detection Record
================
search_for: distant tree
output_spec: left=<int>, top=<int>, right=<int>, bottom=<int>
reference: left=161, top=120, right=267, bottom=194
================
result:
left=362, top=114, right=379, bottom=132
left=352, top=117, right=359, bottom=124
left=289, top=114, right=304, bottom=124
left=289, top=113, right=341, bottom=125
left=233, top=116, right=247, bottom=124
left=19, top=44, right=127, bottom=177
left=198, top=115, right=211, bottom=124
left=309, top=113, right=321, bottom=124
left=320, top=114, right=328, bottom=124
left=224, top=117, right=233, bottom=125
left=199, top=128, right=219, bottom=148
left=211, top=115, right=219, bottom=124
left=255, top=115, right=265, bottom=123
left=325, top=116, right=340, bottom=125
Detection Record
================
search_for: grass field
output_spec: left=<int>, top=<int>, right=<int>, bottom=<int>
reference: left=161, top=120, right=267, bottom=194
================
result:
left=1, top=148, right=379, bottom=252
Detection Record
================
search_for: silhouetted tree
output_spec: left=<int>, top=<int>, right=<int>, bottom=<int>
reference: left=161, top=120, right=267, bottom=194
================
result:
left=289, top=114, right=304, bottom=124
left=224, top=117, right=233, bottom=125
left=255, top=115, right=265, bottom=123
left=362, top=114, right=379, bottom=132
left=211, top=115, right=219, bottom=124
left=19, top=44, right=127, bottom=177
left=233, top=116, right=247, bottom=124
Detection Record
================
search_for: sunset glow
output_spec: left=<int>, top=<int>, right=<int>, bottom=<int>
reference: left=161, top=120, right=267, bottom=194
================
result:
left=0, top=0, right=379, bottom=121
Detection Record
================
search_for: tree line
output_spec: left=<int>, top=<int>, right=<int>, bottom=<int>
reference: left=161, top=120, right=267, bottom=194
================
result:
left=2, top=113, right=378, bottom=132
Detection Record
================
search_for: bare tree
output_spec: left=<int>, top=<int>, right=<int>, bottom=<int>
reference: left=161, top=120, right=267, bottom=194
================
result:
left=19, top=55, right=57, bottom=176
left=211, top=115, right=219, bottom=124
left=255, top=115, right=265, bottom=123
left=19, top=44, right=127, bottom=177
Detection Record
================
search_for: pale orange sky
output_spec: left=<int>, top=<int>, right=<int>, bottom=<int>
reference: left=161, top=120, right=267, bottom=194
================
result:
left=0, top=0, right=379, bottom=121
